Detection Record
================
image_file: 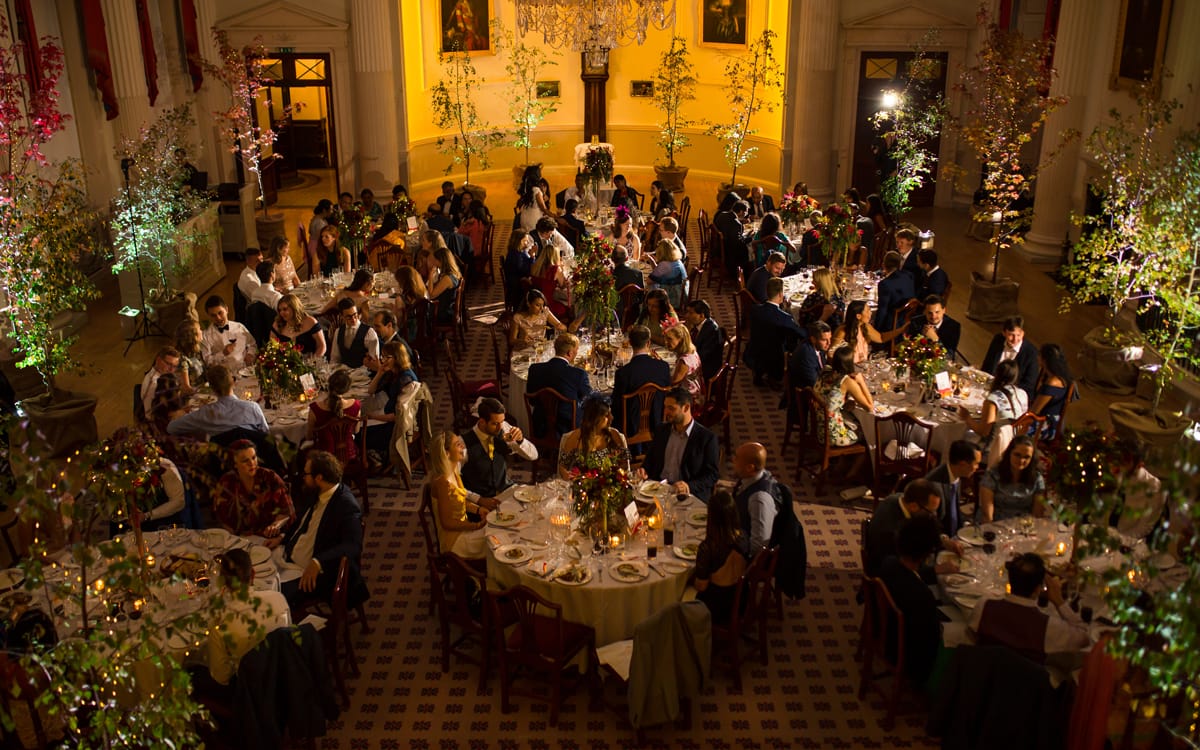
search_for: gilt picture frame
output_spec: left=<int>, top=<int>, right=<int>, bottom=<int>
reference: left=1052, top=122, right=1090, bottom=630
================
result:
left=699, top=0, right=748, bottom=49
left=439, top=0, right=494, bottom=55
left=1110, top=0, right=1172, bottom=93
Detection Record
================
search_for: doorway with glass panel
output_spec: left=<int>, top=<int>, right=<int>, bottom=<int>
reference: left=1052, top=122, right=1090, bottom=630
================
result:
left=254, top=53, right=339, bottom=205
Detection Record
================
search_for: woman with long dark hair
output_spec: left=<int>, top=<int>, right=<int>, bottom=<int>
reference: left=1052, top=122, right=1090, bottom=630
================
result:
left=748, top=212, right=792, bottom=269
left=557, top=398, right=630, bottom=479
left=306, top=368, right=361, bottom=459
left=516, top=164, right=548, bottom=232
left=958, top=359, right=1028, bottom=469
left=830, top=299, right=900, bottom=364
left=1031, top=343, right=1075, bottom=439
left=814, top=345, right=873, bottom=448
left=693, top=490, right=751, bottom=625
left=510, top=289, right=566, bottom=349
left=634, top=288, right=679, bottom=346
left=979, top=435, right=1044, bottom=522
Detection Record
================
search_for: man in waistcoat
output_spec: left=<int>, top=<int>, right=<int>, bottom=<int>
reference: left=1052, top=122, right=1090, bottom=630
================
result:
left=330, top=297, right=379, bottom=368
left=460, top=397, right=538, bottom=499
left=731, top=442, right=780, bottom=554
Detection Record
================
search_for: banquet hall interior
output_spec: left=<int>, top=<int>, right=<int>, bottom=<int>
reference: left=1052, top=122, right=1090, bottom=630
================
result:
left=0, top=0, right=1198, bottom=747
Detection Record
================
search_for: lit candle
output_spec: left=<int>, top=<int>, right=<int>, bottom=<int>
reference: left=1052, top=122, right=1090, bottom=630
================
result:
left=610, top=534, right=621, bottom=549
left=1055, top=542, right=1066, bottom=557
left=145, top=554, right=156, bottom=568
left=1005, top=583, right=1011, bottom=595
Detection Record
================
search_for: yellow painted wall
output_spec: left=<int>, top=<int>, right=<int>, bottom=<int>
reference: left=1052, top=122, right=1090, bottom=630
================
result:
left=400, top=0, right=790, bottom=196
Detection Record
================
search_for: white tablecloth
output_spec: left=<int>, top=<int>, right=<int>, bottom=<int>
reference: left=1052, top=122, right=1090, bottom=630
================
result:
left=292, top=271, right=400, bottom=316
left=485, top=483, right=700, bottom=646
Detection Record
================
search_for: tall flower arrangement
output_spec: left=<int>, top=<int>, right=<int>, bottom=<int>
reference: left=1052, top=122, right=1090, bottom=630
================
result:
left=816, top=202, right=862, bottom=268
left=568, top=450, right=634, bottom=542
left=0, top=21, right=100, bottom=397
left=570, top=234, right=619, bottom=330
left=582, top=146, right=614, bottom=183
left=255, top=339, right=315, bottom=403
left=778, top=192, right=819, bottom=226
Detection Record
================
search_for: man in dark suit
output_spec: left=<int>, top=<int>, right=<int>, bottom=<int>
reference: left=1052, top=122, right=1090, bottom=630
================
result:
left=684, top=299, right=724, bottom=380
left=561, top=198, right=588, bottom=240
left=917, top=249, right=949, bottom=299
left=906, top=295, right=962, bottom=360
left=503, top=231, right=536, bottom=310
left=746, top=186, right=776, bottom=219
left=865, top=479, right=963, bottom=578
left=555, top=173, right=585, bottom=211
left=278, top=450, right=369, bottom=609
left=746, top=277, right=803, bottom=387
left=873, top=250, right=916, bottom=333
left=713, top=200, right=751, bottom=281
left=924, top=440, right=983, bottom=537
left=895, top=228, right=923, bottom=288
left=425, top=202, right=455, bottom=238
left=747, top=252, right=785, bottom=302
left=611, top=246, right=643, bottom=291
left=981, top=316, right=1040, bottom=401
left=611, top=325, right=671, bottom=436
left=788, top=321, right=831, bottom=390
left=642, top=388, right=721, bottom=502
left=435, top=180, right=461, bottom=224
left=879, top=515, right=945, bottom=687
left=526, top=333, right=592, bottom=438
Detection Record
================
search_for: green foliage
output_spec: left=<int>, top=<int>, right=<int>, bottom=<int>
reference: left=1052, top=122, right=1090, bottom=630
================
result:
left=705, top=30, right=784, bottom=186
left=431, top=43, right=505, bottom=184
left=869, top=33, right=944, bottom=222
left=493, top=22, right=557, bottom=164
left=110, top=106, right=211, bottom=301
left=652, top=36, right=703, bottom=167
left=570, top=235, right=619, bottom=330
left=944, top=5, right=1074, bottom=282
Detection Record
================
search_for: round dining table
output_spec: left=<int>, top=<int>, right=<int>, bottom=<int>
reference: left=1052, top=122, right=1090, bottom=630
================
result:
left=484, top=481, right=703, bottom=646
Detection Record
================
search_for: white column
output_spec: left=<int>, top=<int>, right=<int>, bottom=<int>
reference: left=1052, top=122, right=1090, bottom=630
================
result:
left=784, top=0, right=838, bottom=201
left=101, top=0, right=153, bottom=145
left=1021, top=0, right=1094, bottom=265
left=350, top=0, right=399, bottom=192
left=193, top=0, right=232, bottom=184
left=1163, top=0, right=1200, bottom=129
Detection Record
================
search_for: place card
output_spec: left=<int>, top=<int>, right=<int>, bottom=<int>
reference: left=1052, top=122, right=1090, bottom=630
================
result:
left=300, top=373, right=316, bottom=391
left=935, top=371, right=953, bottom=397
left=624, top=502, right=639, bottom=532
left=406, top=216, right=419, bottom=231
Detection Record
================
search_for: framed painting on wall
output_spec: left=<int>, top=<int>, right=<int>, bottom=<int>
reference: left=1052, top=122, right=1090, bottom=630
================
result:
left=630, top=80, right=655, bottom=98
left=699, top=0, right=748, bottom=49
left=440, top=0, right=493, bottom=55
left=1110, top=0, right=1172, bottom=92
left=536, top=80, right=560, bottom=98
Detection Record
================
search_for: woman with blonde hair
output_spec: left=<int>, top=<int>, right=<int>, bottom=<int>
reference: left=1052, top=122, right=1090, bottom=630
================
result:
left=268, top=236, right=301, bottom=291
left=317, top=225, right=352, bottom=276
left=428, top=430, right=492, bottom=560
left=173, top=318, right=204, bottom=392
left=271, top=293, right=326, bottom=357
left=664, top=323, right=704, bottom=405
left=649, top=238, right=687, bottom=309
left=799, top=267, right=846, bottom=328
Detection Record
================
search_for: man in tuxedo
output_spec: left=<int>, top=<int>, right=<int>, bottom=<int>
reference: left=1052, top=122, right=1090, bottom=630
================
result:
left=713, top=200, right=751, bottom=281
left=746, top=277, right=803, bottom=388
left=906, top=295, right=962, bottom=360
left=788, top=321, right=831, bottom=390
left=684, top=299, right=724, bottom=380
left=611, top=325, right=671, bottom=435
left=895, top=228, right=923, bottom=287
left=460, top=397, right=538, bottom=499
left=917, top=249, right=949, bottom=299
left=873, top=251, right=916, bottom=333
left=276, top=450, right=369, bottom=609
left=555, top=173, right=585, bottom=211
left=526, top=333, right=592, bottom=437
left=642, top=388, right=721, bottom=502
left=981, top=316, right=1040, bottom=401
left=746, top=186, right=776, bottom=219
left=202, top=295, right=257, bottom=371
left=747, top=252, right=785, bottom=303
left=611, top=246, right=643, bottom=291
left=330, top=298, right=380, bottom=369
left=925, top=440, right=983, bottom=537
left=435, top=180, right=461, bottom=224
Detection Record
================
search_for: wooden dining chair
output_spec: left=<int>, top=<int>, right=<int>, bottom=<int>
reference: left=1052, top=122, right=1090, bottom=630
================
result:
left=696, top=363, right=737, bottom=462
left=696, top=209, right=711, bottom=271
left=471, top=222, right=496, bottom=285
left=873, top=411, right=936, bottom=501
left=622, top=382, right=671, bottom=459
left=443, top=341, right=501, bottom=430
left=859, top=575, right=907, bottom=730
left=489, top=313, right=514, bottom=398
left=405, top=297, right=439, bottom=375
left=618, top=284, right=644, bottom=331
left=439, top=552, right=514, bottom=693
left=708, top=224, right=727, bottom=293
left=802, top=387, right=869, bottom=492
left=686, top=266, right=703, bottom=304
left=712, top=547, right=778, bottom=690
left=678, top=195, right=692, bottom=245
left=523, top=387, right=576, bottom=482
left=736, top=288, right=757, bottom=339
left=1011, top=411, right=1048, bottom=454
left=417, top=483, right=444, bottom=617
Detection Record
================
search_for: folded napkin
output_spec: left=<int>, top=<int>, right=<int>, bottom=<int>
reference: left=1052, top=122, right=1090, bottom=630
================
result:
left=884, top=440, right=925, bottom=461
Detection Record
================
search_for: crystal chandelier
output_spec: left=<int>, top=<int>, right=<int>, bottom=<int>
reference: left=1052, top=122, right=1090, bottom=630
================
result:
left=515, top=0, right=676, bottom=68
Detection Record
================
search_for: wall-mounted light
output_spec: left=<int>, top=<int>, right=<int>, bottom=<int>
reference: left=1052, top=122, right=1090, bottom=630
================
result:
left=881, top=90, right=900, bottom=110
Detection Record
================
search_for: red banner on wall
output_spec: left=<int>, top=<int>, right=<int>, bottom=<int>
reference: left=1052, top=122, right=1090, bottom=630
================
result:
left=136, top=0, right=158, bottom=106
left=179, top=0, right=204, bottom=92
left=13, top=0, right=42, bottom=94
left=81, top=0, right=118, bottom=119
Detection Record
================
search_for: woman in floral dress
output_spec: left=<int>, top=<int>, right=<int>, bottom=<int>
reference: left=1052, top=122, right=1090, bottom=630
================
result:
left=814, top=345, right=873, bottom=446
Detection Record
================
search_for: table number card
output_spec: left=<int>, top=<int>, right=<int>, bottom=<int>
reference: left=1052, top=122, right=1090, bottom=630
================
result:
left=624, top=502, right=639, bottom=533
left=300, top=373, right=316, bottom=391
left=935, top=371, right=953, bottom=397
left=406, top=215, right=419, bottom=231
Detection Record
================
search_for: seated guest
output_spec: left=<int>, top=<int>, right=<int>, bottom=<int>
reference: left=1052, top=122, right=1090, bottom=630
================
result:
left=650, top=181, right=675, bottom=218
left=612, top=245, right=643, bottom=291
left=502, top=229, right=536, bottom=310
left=275, top=450, right=369, bottom=609
left=895, top=228, right=923, bottom=288
left=561, top=198, right=588, bottom=239
left=558, top=397, right=630, bottom=479
left=609, top=174, right=641, bottom=214
left=174, top=319, right=205, bottom=393
left=692, top=490, right=751, bottom=625
left=206, top=548, right=290, bottom=686
left=658, top=215, right=687, bottom=262
left=271, top=293, right=326, bottom=358
left=924, top=440, right=983, bottom=537
left=318, top=269, right=374, bottom=318
left=642, top=387, right=720, bottom=502
left=917, top=249, right=948, bottom=299
left=981, top=316, right=1040, bottom=402
left=714, top=200, right=751, bottom=280
left=648, top=238, right=687, bottom=310
left=969, top=552, right=1089, bottom=664
left=317, top=224, right=352, bottom=276
left=330, top=297, right=380, bottom=368
left=746, top=185, right=775, bottom=219
left=684, top=299, right=724, bottom=380
left=814, top=347, right=872, bottom=468
left=167, top=365, right=269, bottom=439
left=428, top=430, right=490, bottom=561
left=879, top=515, right=945, bottom=688
left=873, top=251, right=916, bottom=333
left=979, top=436, right=1045, bottom=523
left=798, top=267, right=845, bottom=329
left=905, top=294, right=961, bottom=360
left=788, top=321, right=831, bottom=391
left=201, top=295, right=257, bottom=370
left=634, top=289, right=680, bottom=346
left=360, top=187, right=384, bottom=221
left=748, top=213, right=791, bottom=270
left=213, top=439, right=295, bottom=538
left=237, top=246, right=263, bottom=301
left=529, top=240, right=571, bottom=318
left=664, top=323, right=704, bottom=406
left=555, top=173, right=585, bottom=211
left=832, top=299, right=902, bottom=364
left=460, top=397, right=538, bottom=499
left=426, top=246, right=464, bottom=326
left=526, top=333, right=592, bottom=438
left=509, top=289, right=567, bottom=350
left=267, top=236, right=301, bottom=292
left=746, top=277, right=804, bottom=387
left=611, top=206, right=642, bottom=260
left=612, top=325, right=672, bottom=435
left=1030, top=343, right=1075, bottom=441
left=249, top=261, right=283, bottom=309
left=731, top=442, right=783, bottom=554
left=865, top=478, right=962, bottom=578
left=958, top=360, right=1028, bottom=468
left=306, top=369, right=362, bottom=459
left=147, top=372, right=189, bottom=434
left=425, top=201, right=455, bottom=236
left=435, top=181, right=459, bottom=221
left=364, top=341, right=419, bottom=463
left=747, top=252, right=786, bottom=304
left=533, top=215, right=574, bottom=261
left=457, top=201, right=488, bottom=253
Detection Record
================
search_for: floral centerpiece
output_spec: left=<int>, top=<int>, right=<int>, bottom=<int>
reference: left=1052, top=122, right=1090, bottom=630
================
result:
left=1044, top=427, right=1137, bottom=564
left=567, top=450, right=634, bottom=544
left=571, top=234, right=619, bottom=332
left=583, top=146, right=614, bottom=184
left=815, top=202, right=863, bottom=267
left=336, top=202, right=372, bottom=258
left=255, top=339, right=316, bottom=405
left=387, top=194, right=418, bottom=227
left=894, top=335, right=948, bottom=385
left=778, top=192, right=820, bottom=225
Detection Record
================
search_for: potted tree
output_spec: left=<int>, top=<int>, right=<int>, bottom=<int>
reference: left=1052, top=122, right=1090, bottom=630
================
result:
left=945, top=6, right=1072, bottom=322
left=204, top=30, right=294, bottom=250
left=651, top=35, right=702, bottom=193
left=431, top=42, right=505, bottom=198
left=493, top=22, right=557, bottom=193
left=706, top=30, right=784, bottom=206
left=0, top=22, right=101, bottom=456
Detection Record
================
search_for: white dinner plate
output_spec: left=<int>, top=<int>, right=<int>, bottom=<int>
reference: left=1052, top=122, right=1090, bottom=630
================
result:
left=512, top=487, right=542, bottom=504
left=942, top=573, right=978, bottom=589
left=686, top=510, right=708, bottom=528
left=673, top=543, right=699, bottom=561
left=952, top=592, right=982, bottom=610
left=638, top=481, right=670, bottom=498
left=660, top=560, right=690, bottom=575
left=0, top=568, right=24, bottom=592
left=610, top=561, right=649, bottom=583
left=253, top=562, right=275, bottom=579
left=249, top=546, right=271, bottom=566
left=552, top=564, right=592, bottom=586
left=495, top=544, right=531, bottom=565
left=203, top=529, right=230, bottom=549
left=489, top=510, right=520, bottom=528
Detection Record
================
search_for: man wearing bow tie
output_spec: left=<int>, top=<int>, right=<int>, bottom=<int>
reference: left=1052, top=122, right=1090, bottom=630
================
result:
left=201, top=295, right=257, bottom=369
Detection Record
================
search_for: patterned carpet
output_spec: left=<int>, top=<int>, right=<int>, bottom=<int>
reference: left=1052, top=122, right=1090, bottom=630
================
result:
left=319, top=221, right=939, bottom=748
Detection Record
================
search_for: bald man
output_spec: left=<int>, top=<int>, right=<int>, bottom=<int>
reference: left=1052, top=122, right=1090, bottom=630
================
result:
left=731, top=442, right=780, bottom=554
